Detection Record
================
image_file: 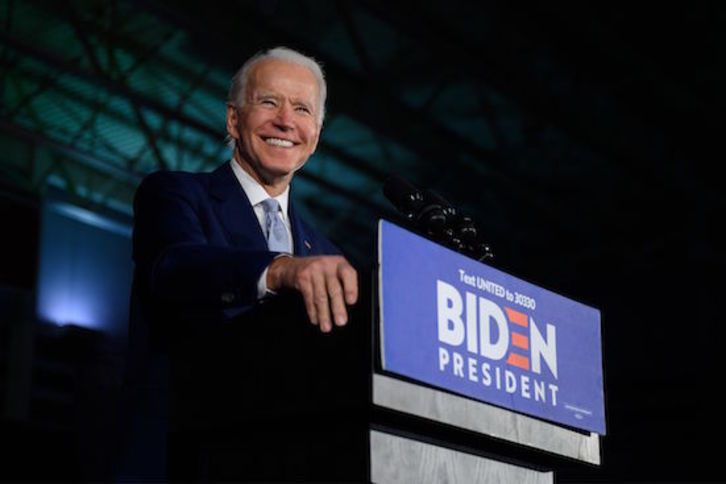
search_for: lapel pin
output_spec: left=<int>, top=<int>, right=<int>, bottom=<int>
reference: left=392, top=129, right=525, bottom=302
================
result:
left=304, top=240, right=312, bottom=250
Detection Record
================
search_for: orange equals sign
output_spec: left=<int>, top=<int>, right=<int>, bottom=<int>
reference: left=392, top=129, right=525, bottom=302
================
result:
left=506, top=352, right=530, bottom=370
left=505, top=307, right=530, bottom=370
left=505, top=307, right=528, bottom=327
left=511, top=331, right=529, bottom=350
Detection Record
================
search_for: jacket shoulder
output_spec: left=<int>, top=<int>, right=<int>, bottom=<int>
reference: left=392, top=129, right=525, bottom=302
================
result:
left=138, top=169, right=210, bottom=191
left=135, top=169, right=215, bottom=204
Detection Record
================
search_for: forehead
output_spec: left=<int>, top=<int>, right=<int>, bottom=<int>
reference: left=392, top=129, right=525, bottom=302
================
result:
left=247, top=59, right=319, bottom=103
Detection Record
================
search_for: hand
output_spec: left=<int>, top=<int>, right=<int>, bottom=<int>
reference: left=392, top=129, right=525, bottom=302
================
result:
left=266, top=255, right=358, bottom=333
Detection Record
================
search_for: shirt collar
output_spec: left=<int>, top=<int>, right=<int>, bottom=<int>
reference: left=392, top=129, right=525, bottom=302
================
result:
left=229, top=159, right=289, bottom=219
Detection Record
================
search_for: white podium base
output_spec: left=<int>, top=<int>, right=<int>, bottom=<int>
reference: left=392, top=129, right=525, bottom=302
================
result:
left=370, top=429, right=553, bottom=483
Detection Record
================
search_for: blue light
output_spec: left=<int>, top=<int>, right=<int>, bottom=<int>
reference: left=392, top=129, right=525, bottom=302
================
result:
left=51, top=202, right=132, bottom=238
left=36, top=200, right=133, bottom=338
left=38, top=284, right=98, bottom=328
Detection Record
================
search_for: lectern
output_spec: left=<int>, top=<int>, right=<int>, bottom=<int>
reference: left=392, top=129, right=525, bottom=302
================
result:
left=164, top=221, right=605, bottom=482
left=367, top=220, right=605, bottom=482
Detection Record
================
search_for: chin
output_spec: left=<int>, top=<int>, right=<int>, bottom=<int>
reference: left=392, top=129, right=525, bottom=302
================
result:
left=262, top=159, right=305, bottom=176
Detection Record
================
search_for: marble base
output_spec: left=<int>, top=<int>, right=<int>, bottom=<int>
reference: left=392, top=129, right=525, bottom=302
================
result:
left=373, top=372, right=601, bottom=465
left=370, top=429, right=553, bottom=483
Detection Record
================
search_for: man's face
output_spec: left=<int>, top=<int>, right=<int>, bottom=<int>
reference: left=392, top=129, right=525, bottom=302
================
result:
left=227, top=59, right=321, bottom=190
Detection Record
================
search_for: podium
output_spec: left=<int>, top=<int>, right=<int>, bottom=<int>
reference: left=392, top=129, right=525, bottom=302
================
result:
left=163, top=220, right=605, bottom=482
left=366, top=220, right=604, bottom=482
left=369, top=368, right=600, bottom=482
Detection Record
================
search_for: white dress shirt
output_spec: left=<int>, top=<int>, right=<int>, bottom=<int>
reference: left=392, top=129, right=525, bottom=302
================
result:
left=229, top=159, right=293, bottom=298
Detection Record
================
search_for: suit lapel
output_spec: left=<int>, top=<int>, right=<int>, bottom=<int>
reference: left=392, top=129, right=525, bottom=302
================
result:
left=208, top=163, right=268, bottom=250
left=289, top=197, right=315, bottom=256
left=209, top=162, right=319, bottom=256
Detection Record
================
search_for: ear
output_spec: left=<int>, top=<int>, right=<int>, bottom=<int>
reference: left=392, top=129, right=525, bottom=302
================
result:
left=226, top=103, right=240, bottom=141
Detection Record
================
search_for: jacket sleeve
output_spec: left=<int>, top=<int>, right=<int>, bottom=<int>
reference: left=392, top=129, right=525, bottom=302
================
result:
left=132, top=171, right=276, bottom=310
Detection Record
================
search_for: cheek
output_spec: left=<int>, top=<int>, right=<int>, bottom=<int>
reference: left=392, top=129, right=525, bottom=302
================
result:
left=302, top=123, right=319, bottom=145
left=240, top=112, right=266, bottom=137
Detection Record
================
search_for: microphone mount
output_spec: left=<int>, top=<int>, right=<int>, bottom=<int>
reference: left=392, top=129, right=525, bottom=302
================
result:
left=383, top=176, right=495, bottom=262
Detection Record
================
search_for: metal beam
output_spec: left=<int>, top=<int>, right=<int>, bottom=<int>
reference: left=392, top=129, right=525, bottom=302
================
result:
left=0, top=119, right=144, bottom=186
left=0, top=29, right=389, bottom=193
left=336, top=0, right=374, bottom=73
left=139, top=1, right=570, bottom=230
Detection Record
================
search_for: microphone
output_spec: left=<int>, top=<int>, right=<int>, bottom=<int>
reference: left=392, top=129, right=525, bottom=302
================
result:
left=383, top=176, right=448, bottom=234
left=382, top=175, right=424, bottom=217
left=419, top=189, right=456, bottom=239
left=383, top=175, right=495, bottom=262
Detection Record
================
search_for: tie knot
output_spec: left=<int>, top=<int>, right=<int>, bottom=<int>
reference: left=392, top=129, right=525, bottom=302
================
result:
left=260, top=198, right=280, bottom=215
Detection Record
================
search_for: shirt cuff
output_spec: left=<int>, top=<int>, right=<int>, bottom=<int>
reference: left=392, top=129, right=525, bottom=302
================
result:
left=256, top=253, right=293, bottom=299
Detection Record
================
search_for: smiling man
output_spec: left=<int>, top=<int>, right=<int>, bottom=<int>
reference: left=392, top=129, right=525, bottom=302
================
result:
left=132, top=47, right=357, bottom=335
left=224, top=51, right=358, bottom=331
left=125, top=47, right=364, bottom=480
left=228, top=57, right=320, bottom=194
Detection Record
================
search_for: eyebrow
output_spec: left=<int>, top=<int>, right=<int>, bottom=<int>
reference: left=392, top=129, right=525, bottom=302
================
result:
left=252, top=91, right=279, bottom=100
left=293, top=99, right=314, bottom=110
left=252, top=91, right=316, bottom=112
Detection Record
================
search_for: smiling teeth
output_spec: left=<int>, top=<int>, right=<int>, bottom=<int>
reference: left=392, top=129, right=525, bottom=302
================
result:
left=265, top=138, right=293, bottom=147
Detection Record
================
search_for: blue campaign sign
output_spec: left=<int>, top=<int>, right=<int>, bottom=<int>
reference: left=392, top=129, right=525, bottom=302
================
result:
left=378, top=220, right=606, bottom=435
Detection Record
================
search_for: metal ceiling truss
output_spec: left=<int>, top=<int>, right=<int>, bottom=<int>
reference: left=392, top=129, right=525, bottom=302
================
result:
left=138, top=0, right=613, bottom=273
left=0, top=0, right=394, bottom=261
left=2, top=0, right=719, bottom=271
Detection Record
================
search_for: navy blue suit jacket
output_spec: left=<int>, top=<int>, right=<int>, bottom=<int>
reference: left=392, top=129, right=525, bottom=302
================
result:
left=121, top=162, right=343, bottom=478
left=132, top=161, right=341, bottom=333
left=122, top=162, right=367, bottom=480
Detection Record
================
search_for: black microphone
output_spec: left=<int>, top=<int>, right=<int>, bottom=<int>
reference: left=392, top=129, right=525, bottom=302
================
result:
left=419, top=189, right=455, bottom=237
left=384, top=177, right=454, bottom=244
left=383, top=175, right=424, bottom=218
left=383, top=176, right=495, bottom=262
left=383, top=177, right=451, bottom=234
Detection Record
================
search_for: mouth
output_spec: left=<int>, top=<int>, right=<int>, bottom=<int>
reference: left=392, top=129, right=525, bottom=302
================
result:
left=261, top=136, right=297, bottom=148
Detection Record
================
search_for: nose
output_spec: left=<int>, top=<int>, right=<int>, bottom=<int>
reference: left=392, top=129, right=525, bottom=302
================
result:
left=273, top=103, right=295, bottom=130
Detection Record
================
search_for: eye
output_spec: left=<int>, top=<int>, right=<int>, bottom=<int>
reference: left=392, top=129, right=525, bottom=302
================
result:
left=295, top=105, right=312, bottom=115
left=260, top=98, right=277, bottom=107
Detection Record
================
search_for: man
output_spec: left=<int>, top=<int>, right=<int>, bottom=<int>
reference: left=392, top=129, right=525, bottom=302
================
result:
left=133, top=46, right=357, bottom=332
left=125, top=47, right=366, bottom=480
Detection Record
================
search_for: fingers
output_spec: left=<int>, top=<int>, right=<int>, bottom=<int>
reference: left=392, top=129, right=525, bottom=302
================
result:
left=312, top=268, right=332, bottom=333
left=326, top=274, right=347, bottom=328
left=279, top=255, right=358, bottom=333
left=338, top=263, right=358, bottom=306
left=298, top=273, right=318, bottom=328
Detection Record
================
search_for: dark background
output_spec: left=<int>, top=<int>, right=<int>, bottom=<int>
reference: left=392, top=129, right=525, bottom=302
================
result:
left=1, top=1, right=724, bottom=481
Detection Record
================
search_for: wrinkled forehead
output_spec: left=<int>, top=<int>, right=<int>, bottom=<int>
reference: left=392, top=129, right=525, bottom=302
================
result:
left=246, top=59, right=321, bottom=103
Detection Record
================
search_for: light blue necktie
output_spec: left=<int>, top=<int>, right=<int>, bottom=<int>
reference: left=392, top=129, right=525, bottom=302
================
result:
left=261, top=198, right=290, bottom=253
